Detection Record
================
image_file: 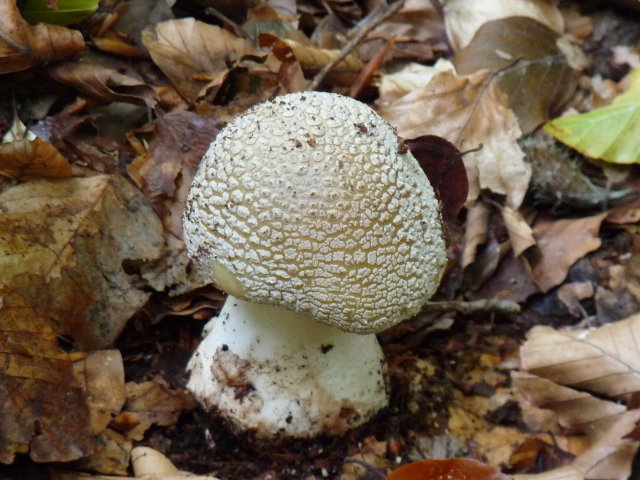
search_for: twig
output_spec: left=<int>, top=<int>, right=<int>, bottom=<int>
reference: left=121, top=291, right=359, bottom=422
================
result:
left=306, top=0, right=406, bottom=91
left=204, top=6, right=248, bottom=40
left=421, top=298, right=521, bottom=315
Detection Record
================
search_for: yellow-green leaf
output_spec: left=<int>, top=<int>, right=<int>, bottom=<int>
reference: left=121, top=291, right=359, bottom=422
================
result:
left=544, top=67, right=640, bottom=164
left=19, top=0, right=99, bottom=26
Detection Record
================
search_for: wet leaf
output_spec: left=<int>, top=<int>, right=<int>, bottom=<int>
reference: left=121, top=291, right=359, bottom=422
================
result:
left=0, top=288, right=93, bottom=464
left=377, top=70, right=530, bottom=209
left=388, top=458, right=511, bottom=480
left=444, top=0, right=563, bottom=50
left=0, top=0, right=85, bottom=74
left=142, top=18, right=259, bottom=103
left=544, top=67, right=640, bottom=164
left=405, top=135, right=468, bottom=224
left=0, top=175, right=165, bottom=350
left=454, top=17, right=580, bottom=134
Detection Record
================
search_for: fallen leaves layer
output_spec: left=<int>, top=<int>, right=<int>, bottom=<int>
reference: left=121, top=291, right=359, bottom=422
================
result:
left=0, top=174, right=165, bottom=350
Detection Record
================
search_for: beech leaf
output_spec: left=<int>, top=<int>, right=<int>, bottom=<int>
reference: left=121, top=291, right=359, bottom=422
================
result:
left=0, top=175, right=165, bottom=350
left=454, top=17, right=580, bottom=134
left=142, top=18, right=259, bottom=102
left=0, top=0, right=84, bottom=74
left=544, top=67, right=640, bottom=164
left=377, top=69, right=530, bottom=209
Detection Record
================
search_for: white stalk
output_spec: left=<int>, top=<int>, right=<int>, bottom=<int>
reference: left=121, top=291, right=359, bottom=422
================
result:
left=187, top=296, right=389, bottom=439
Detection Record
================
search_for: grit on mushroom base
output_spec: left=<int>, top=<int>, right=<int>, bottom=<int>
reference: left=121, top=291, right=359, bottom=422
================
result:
left=182, top=92, right=447, bottom=439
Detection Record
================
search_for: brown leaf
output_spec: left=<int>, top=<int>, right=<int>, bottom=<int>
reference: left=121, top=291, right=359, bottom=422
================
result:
left=405, top=135, right=468, bottom=225
left=454, top=17, right=581, bottom=134
left=142, top=18, right=259, bottom=102
left=501, top=205, right=536, bottom=257
left=388, top=458, right=511, bottom=480
left=122, top=380, right=197, bottom=440
left=0, top=0, right=85, bottom=74
left=73, top=351, right=126, bottom=434
left=513, top=371, right=627, bottom=437
left=0, top=287, right=93, bottom=464
left=530, top=213, right=607, bottom=292
left=127, top=111, right=224, bottom=238
left=520, top=314, right=640, bottom=402
left=377, top=70, right=530, bottom=209
left=0, top=175, right=165, bottom=350
left=47, top=53, right=158, bottom=107
left=0, top=137, right=72, bottom=181
left=444, top=0, right=564, bottom=51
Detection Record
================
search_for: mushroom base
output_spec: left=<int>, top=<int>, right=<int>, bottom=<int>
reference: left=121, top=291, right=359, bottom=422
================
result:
left=186, top=296, right=389, bottom=439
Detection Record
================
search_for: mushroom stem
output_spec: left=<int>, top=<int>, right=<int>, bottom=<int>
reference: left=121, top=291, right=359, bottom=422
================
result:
left=187, top=296, right=389, bottom=439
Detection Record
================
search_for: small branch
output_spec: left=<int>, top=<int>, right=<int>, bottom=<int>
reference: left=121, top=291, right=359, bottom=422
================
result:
left=306, top=0, right=406, bottom=91
left=421, top=298, right=521, bottom=315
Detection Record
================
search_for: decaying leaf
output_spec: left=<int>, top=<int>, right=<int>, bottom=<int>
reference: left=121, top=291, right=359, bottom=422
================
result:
left=278, top=36, right=363, bottom=73
left=501, top=206, right=536, bottom=257
left=142, top=18, right=260, bottom=102
left=0, top=0, right=85, bottom=74
left=0, top=288, right=93, bottom=464
left=443, top=0, right=564, bottom=51
left=544, top=67, right=640, bottom=164
left=377, top=69, right=530, bottom=209
left=0, top=174, right=165, bottom=350
left=454, top=17, right=581, bottom=134
left=530, top=213, right=607, bottom=292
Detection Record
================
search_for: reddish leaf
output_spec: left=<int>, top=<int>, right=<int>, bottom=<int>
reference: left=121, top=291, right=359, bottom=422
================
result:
left=406, top=135, right=468, bottom=224
left=388, top=458, right=511, bottom=480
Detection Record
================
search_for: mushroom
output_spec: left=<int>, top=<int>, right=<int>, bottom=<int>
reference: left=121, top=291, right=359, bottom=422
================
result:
left=183, top=91, right=447, bottom=439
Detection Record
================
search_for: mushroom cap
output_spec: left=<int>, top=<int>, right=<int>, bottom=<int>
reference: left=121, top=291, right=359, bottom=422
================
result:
left=183, top=92, right=446, bottom=333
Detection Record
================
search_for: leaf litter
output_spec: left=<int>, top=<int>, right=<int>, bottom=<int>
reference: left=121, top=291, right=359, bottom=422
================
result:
left=2, top=0, right=640, bottom=479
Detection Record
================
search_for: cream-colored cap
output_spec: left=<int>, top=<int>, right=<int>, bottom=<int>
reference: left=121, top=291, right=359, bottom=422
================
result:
left=183, top=92, right=446, bottom=333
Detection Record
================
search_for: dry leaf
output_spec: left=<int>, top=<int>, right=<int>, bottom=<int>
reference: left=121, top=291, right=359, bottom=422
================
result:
left=462, top=201, right=490, bottom=268
left=0, top=175, right=165, bottom=350
left=502, top=206, right=536, bottom=257
left=0, top=123, right=73, bottom=181
left=142, top=18, right=259, bottom=102
left=280, top=37, right=363, bottom=73
left=520, top=313, right=640, bottom=402
left=443, top=0, right=564, bottom=51
left=73, top=428, right=132, bottom=475
left=513, top=371, right=627, bottom=437
left=73, top=350, right=126, bottom=434
left=47, top=52, right=158, bottom=107
left=454, top=17, right=581, bottom=134
left=0, top=0, right=85, bottom=74
left=530, top=213, right=607, bottom=292
left=377, top=69, right=530, bottom=208
left=122, top=380, right=197, bottom=440
left=0, top=288, right=93, bottom=464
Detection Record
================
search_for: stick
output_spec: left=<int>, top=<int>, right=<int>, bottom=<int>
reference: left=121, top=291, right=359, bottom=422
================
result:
left=307, top=0, right=406, bottom=91
left=421, top=298, right=521, bottom=315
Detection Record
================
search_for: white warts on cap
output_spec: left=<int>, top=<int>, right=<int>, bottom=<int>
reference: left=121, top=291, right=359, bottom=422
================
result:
left=183, top=92, right=446, bottom=333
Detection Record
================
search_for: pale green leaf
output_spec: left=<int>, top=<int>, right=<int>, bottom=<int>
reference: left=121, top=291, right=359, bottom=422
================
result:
left=544, top=67, right=640, bottom=164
